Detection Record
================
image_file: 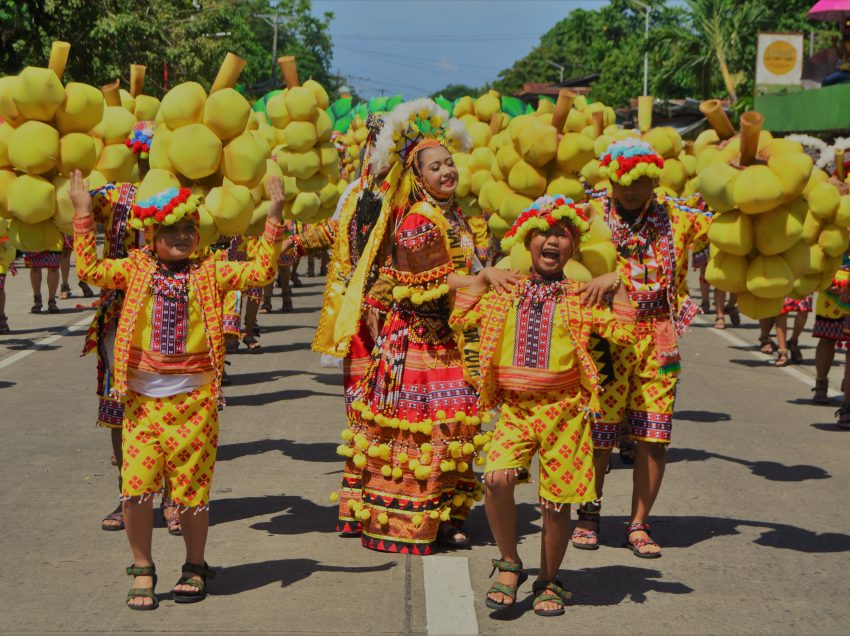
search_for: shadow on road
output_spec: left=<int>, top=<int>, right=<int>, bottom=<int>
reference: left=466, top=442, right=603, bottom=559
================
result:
left=667, top=447, right=829, bottom=481
left=462, top=502, right=541, bottom=549
left=225, top=388, right=339, bottom=406
left=606, top=514, right=850, bottom=553
left=245, top=341, right=312, bottom=355
left=211, top=494, right=335, bottom=529
left=487, top=565, right=692, bottom=620
left=0, top=380, right=16, bottom=389
left=728, top=358, right=771, bottom=368
left=218, top=438, right=339, bottom=463
left=810, top=422, right=849, bottom=432
left=213, top=557, right=397, bottom=595
left=1, top=338, right=61, bottom=351
left=675, top=410, right=731, bottom=423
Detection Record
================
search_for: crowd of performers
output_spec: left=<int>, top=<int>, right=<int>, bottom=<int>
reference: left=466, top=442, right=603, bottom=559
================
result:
left=3, top=99, right=850, bottom=617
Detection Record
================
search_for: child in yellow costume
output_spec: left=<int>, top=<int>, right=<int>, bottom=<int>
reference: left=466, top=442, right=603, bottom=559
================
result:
left=813, top=251, right=850, bottom=407
left=0, top=224, right=15, bottom=334
left=70, top=169, right=285, bottom=610
left=450, top=195, right=635, bottom=617
left=573, top=139, right=709, bottom=558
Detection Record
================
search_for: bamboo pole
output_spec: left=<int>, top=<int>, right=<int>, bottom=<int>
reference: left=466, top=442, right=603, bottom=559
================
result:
left=489, top=113, right=502, bottom=134
left=592, top=110, right=605, bottom=137
left=550, top=89, right=576, bottom=133
left=637, top=95, right=653, bottom=133
left=130, top=65, right=146, bottom=97
left=738, top=111, right=764, bottom=166
left=101, top=80, right=122, bottom=107
left=210, top=53, right=246, bottom=93
left=277, top=56, right=300, bottom=88
left=699, top=99, right=735, bottom=140
left=836, top=148, right=847, bottom=182
left=48, top=41, right=71, bottom=79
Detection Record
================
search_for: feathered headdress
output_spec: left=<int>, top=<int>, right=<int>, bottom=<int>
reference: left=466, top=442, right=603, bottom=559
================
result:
left=598, top=138, right=664, bottom=186
left=500, top=194, right=590, bottom=252
left=368, top=98, right=471, bottom=175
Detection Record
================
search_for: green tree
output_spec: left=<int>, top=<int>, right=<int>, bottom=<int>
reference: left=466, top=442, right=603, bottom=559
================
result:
left=430, top=84, right=480, bottom=101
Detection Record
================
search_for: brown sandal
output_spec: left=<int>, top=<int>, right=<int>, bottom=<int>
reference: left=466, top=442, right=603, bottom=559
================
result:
left=725, top=304, right=741, bottom=326
left=836, top=404, right=850, bottom=430
left=241, top=333, right=262, bottom=352
left=812, top=377, right=830, bottom=405
left=758, top=336, right=776, bottom=355
left=570, top=499, right=601, bottom=550
left=58, top=283, right=71, bottom=299
left=625, top=522, right=662, bottom=559
left=0, top=314, right=9, bottom=334
left=773, top=348, right=789, bottom=367
left=713, top=316, right=726, bottom=330
left=788, top=339, right=803, bottom=364
left=31, top=294, right=42, bottom=314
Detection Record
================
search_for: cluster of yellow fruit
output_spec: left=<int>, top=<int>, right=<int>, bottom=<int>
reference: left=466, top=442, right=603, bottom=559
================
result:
left=335, top=115, right=370, bottom=182
left=264, top=61, right=342, bottom=224
left=142, top=54, right=271, bottom=244
left=696, top=107, right=848, bottom=319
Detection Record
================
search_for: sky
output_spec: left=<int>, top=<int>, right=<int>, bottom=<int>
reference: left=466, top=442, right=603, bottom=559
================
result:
left=309, top=0, right=620, bottom=99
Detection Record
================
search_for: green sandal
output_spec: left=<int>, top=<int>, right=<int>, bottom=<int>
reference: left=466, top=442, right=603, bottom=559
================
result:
left=484, top=558, right=527, bottom=610
left=532, top=578, right=571, bottom=617
left=173, top=561, right=216, bottom=604
left=126, top=564, right=158, bottom=611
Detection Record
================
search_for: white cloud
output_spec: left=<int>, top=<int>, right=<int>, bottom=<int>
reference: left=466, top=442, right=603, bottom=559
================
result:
left=437, top=58, right=459, bottom=74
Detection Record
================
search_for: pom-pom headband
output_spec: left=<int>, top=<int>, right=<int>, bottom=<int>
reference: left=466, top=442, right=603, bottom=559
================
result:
left=130, top=187, right=201, bottom=230
left=369, top=98, right=471, bottom=174
left=125, top=120, right=155, bottom=160
left=500, top=194, right=590, bottom=252
left=598, top=138, right=664, bottom=186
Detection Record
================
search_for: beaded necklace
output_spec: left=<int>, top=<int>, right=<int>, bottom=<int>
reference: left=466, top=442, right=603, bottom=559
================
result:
left=605, top=196, right=660, bottom=260
left=151, top=261, right=191, bottom=302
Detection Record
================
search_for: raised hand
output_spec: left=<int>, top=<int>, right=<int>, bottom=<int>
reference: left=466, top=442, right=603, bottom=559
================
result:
left=68, top=169, right=92, bottom=217
left=266, top=176, right=285, bottom=223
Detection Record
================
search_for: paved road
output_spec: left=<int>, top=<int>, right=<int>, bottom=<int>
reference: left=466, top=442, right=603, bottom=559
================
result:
left=1, top=259, right=849, bottom=635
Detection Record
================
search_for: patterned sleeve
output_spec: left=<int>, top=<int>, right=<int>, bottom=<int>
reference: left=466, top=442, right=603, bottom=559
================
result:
left=215, top=220, right=284, bottom=292
left=393, top=205, right=452, bottom=284
left=73, top=215, right=134, bottom=289
left=449, top=288, right=487, bottom=332
left=292, top=220, right=338, bottom=257
left=91, top=185, right=119, bottom=225
left=364, top=271, right=398, bottom=312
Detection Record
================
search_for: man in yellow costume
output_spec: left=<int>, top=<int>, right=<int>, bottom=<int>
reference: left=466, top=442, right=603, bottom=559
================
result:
left=572, top=139, right=709, bottom=558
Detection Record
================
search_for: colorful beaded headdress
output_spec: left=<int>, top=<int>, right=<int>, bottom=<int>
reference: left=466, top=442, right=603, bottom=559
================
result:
left=130, top=187, right=202, bottom=231
left=125, top=120, right=155, bottom=160
left=500, top=194, right=590, bottom=252
left=368, top=98, right=471, bottom=175
left=598, top=138, right=664, bottom=186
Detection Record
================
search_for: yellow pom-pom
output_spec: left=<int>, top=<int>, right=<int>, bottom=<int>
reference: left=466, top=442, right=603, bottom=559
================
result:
left=420, top=454, right=431, bottom=465
left=389, top=417, right=400, bottom=429
left=457, top=461, right=469, bottom=473
left=440, top=508, right=451, bottom=522
left=408, top=459, right=421, bottom=471
left=397, top=451, right=409, bottom=463
left=422, top=422, right=433, bottom=435
left=452, top=494, right=466, bottom=508
left=336, top=444, right=349, bottom=457
left=440, top=460, right=453, bottom=473
left=420, top=442, right=433, bottom=454
left=436, top=410, right=447, bottom=421
left=377, top=512, right=389, bottom=525
left=367, top=445, right=380, bottom=458
left=481, top=411, right=493, bottom=424
left=454, top=411, right=467, bottom=423
left=329, top=491, right=339, bottom=502
left=411, top=292, right=424, bottom=304
left=359, top=509, right=371, bottom=520
left=462, top=442, right=475, bottom=456
left=474, top=456, right=486, bottom=466
left=399, top=420, right=410, bottom=431
left=391, top=466, right=403, bottom=480
left=381, top=464, right=392, bottom=477
left=340, top=429, right=354, bottom=441
left=429, top=510, right=440, bottom=519
left=448, top=441, right=462, bottom=457
left=468, top=416, right=481, bottom=427
left=362, top=409, right=375, bottom=421
left=374, top=414, right=385, bottom=426
left=408, top=422, right=420, bottom=434
left=349, top=501, right=362, bottom=513
left=414, top=466, right=432, bottom=480
left=412, top=513, right=424, bottom=527
left=354, top=433, right=369, bottom=450
left=483, top=442, right=491, bottom=452
left=352, top=401, right=365, bottom=412
left=473, top=434, right=485, bottom=447
left=378, top=444, right=391, bottom=461
left=392, top=286, right=408, bottom=301
left=353, top=453, right=367, bottom=468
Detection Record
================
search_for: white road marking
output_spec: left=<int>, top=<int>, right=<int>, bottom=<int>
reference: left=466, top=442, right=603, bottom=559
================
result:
left=695, top=315, right=842, bottom=397
left=0, top=314, right=92, bottom=371
left=423, top=556, right=479, bottom=636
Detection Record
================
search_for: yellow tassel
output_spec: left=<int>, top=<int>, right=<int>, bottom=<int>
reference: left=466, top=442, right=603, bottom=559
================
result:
left=381, top=464, right=392, bottom=477
left=420, top=454, right=431, bottom=465
left=412, top=513, right=424, bottom=528
left=452, top=494, right=466, bottom=508
left=420, top=442, right=433, bottom=454
left=440, top=508, right=451, bottom=522
left=377, top=512, right=389, bottom=525
left=397, top=451, right=409, bottom=463
left=349, top=501, right=363, bottom=513
left=341, top=429, right=354, bottom=441
left=481, top=411, right=493, bottom=424
left=457, top=461, right=469, bottom=473
left=454, top=411, right=466, bottom=423
left=362, top=409, right=375, bottom=421
left=474, top=456, right=486, bottom=466
left=391, top=466, right=403, bottom=480
left=399, top=420, right=410, bottom=431
left=354, top=433, right=369, bottom=450
left=435, top=410, right=447, bottom=421
left=429, top=510, right=440, bottom=519
left=353, top=453, right=367, bottom=468
left=378, top=444, right=391, bottom=461
left=462, top=442, right=475, bottom=456
left=414, top=466, right=431, bottom=480
left=329, top=491, right=339, bottom=502
left=367, top=445, right=379, bottom=458
left=336, top=444, right=350, bottom=457
left=408, top=459, right=420, bottom=470
left=422, top=422, right=433, bottom=436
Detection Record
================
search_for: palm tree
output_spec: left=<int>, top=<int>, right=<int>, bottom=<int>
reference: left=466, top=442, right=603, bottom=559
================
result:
left=653, top=0, right=767, bottom=102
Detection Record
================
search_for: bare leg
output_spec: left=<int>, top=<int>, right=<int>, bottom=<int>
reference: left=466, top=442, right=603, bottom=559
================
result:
left=815, top=338, right=837, bottom=379
left=243, top=298, right=260, bottom=345
left=484, top=471, right=521, bottom=606
left=102, top=427, right=124, bottom=528
left=536, top=506, right=573, bottom=612
left=774, top=313, right=789, bottom=365
left=629, top=441, right=666, bottom=555
left=30, top=268, right=42, bottom=295
left=571, top=447, right=611, bottom=546
left=174, top=509, right=210, bottom=592
left=279, top=265, right=292, bottom=312
left=714, top=289, right=726, bottom=321
left=122, top=497, right=155, bottom=607
left=60, top=248, right=71, bottom=290
left=46, top=268, right=59, bottom=302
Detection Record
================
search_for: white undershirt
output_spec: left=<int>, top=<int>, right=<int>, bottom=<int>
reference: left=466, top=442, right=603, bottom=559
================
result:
left=127, top=368, right=215, bottom=398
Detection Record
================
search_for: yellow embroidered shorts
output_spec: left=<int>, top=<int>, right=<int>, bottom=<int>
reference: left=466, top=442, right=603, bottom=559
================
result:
left=485, top=390, right=596, bottom=506
left=594, top=333, right=677, bottom=448
left=121, top=385, right=219, bottom=509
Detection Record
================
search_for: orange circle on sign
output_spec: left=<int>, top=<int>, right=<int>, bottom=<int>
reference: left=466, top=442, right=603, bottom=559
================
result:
left=764, top=41, right=797, bottom=76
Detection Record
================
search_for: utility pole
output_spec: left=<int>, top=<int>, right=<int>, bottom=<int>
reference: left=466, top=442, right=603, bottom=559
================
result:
left=545, top=59, right=565, bottom=84
left=256, top=1, right=285, bottom=83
